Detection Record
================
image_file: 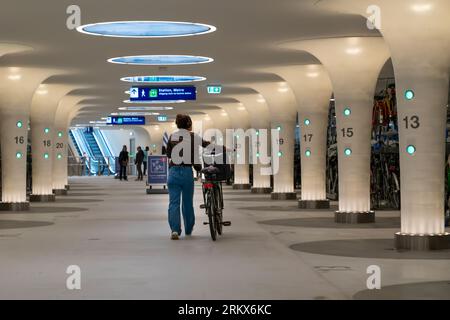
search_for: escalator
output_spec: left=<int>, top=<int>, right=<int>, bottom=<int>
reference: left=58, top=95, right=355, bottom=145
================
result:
left=69, top=127, right=114, bottom=175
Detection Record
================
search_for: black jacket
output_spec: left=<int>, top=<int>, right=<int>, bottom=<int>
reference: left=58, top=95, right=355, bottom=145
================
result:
left=135, top=150, right=145, bottom=164
left=119, top=151, right=129, bottom=165
left=166, top=130, right=210, bottom=171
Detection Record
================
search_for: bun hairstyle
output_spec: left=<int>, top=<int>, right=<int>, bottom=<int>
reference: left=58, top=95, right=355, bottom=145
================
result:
left=175, top=114, right=192, bottom=130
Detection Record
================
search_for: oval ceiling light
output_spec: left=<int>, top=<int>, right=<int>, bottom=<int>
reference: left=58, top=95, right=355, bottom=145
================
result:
left=109, top=55, right=213, bottom=66
left=121, top=75, right=206, bottom=83
left=118, top=106, right=174, bottom=111
left=77, top=21, right=216, bottom=38
left=123, top=99, right=186, bottom=104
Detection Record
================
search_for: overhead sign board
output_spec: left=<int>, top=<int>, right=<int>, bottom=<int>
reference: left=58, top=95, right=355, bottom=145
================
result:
left=130, top=86, right=196, bottom=101
left=106, top=116, right=146, bottom=125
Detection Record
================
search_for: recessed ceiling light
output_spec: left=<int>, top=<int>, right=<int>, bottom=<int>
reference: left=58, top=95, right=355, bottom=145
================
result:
left=121, top=75, right=206, bottom=83
left=8, top=74, right=21, bottom=81
left=346, top=48, right=361, bottom=55
left=116, top=112, right=160, bottom=116
left=306, top=72, right=319, bottom=78
left=109, top=55, right=214, bottom=66
left=77, top=21, right=216, bottom=38
left=123, top=99, right=186, bottom=104
left=118, top=106, right=174, bottom=111
left=411, top=3, right=433, bottom=12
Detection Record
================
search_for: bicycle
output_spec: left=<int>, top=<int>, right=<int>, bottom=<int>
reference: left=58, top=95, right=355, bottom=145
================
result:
left=200, top=148, right=232, bottom=241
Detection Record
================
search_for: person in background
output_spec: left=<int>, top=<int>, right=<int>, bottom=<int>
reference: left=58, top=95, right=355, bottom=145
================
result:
left=143, top=146, right=149, bottom=176
left=119, top=145, right=129, bottom=181
left=166, top=114, right=210, bottom=240
left=135, top=146, right=145, bottom=181
left=81, top=152, right=87, bottom=176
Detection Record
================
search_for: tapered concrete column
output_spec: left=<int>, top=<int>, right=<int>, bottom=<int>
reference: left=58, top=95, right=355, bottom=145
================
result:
left=0, top=67, right=60, bottom=210
left=285, top=37, right=390, bottom=219
left=30, top=84, right=73, bottom=202
left=274, top=65, right=333, bottom=209
left=320, top=0, right=450, bottom=248
left=231, top=93, right=272, bottom=194
left=52, top=127, right=69, bottom=193
left=248, top=82, right=298, bottom=200
left=220, top=103, right=251, bottom=189
left=54, top=95, right=93, bottom=193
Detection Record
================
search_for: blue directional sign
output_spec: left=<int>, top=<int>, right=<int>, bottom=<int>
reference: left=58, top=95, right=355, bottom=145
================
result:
left=107, top=116, right=146, bottom=125
left=130, top=86, right=196, bottom=101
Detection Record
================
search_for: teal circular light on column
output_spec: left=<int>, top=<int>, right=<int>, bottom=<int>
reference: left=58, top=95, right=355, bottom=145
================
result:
left=58, top=131, right=63, bottom=138
left=343, top=108, right=352, bottom=116
left=57, top=153, right=63, bottom=160
left=256, top=130, right=260, bottom=136
left=77, top=21, right=216, bottom=38
left=304, top=119, right=311, bottom=126
left=406, top=145, right=416, bottom=155
left=44, top=128, right=50, bottom=134
left=16, top=121, right=23, bottom=128
left=44, top=153, right=49, bottom=159
left=256, top=152, right=260, bottom=158
left=108, top=55, right=214, bottom=66
left=121, top=75, right=206, bottom=83
left=405, top=90, right=415, bottom=100
left=277, top=151, right=283, bottom=157
left=276, top=125, right=282, bottom=131
left=344, top=148, right=352, bottom=156
left=16, top=152, right=22, bottom=159
left=305, top=150, right=311, bottom=157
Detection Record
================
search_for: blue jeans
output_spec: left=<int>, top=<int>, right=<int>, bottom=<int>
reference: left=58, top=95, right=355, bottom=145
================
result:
left=167, top=166, right=195, bottom=235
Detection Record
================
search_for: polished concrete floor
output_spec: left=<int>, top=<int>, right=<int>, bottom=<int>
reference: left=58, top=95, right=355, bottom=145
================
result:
left=0, top=176, right=449, bottom=300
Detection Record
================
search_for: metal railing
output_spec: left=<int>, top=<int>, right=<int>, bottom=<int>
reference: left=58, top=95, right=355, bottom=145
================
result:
left=68, top=156, right=137, bottom=177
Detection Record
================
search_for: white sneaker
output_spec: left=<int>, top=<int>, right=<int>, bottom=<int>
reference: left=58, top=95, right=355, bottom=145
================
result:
left=171, top=232, right=179, bottom=240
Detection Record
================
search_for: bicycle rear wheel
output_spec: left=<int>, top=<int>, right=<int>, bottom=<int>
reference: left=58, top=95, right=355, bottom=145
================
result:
left=207, top=189, right=217, bottom=241
left=214, top=186, right=223, bottom=235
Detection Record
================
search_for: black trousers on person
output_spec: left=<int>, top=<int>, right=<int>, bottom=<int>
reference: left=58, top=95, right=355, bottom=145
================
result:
left=119, top=165, right=127, bottom=180
left=143, top=161, right=147, bottom=176
left=136, top=162, right=143, bottom=181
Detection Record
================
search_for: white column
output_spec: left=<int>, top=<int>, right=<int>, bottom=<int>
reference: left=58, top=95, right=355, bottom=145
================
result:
left=0, top=111, right=29, bottom=204
left=0, top=67, right=59, bottom=210
left=249, top=81, right=298, bottom=200
left=220, top=103, right=251, bottom=189
left=271, top=119, right=296, bottom=196
left=275, top=65, right=333, bottom=208
left=30, top=84, right=73, bottom=201
left=52, top=127, right=69, bottom=191
left=318, top=0, right=450, bottom=249
left=232, top=93, right=272, bottom=193
left=286, top=37, right=390, bottom=220
left=53, top=95, right=92, bottom=192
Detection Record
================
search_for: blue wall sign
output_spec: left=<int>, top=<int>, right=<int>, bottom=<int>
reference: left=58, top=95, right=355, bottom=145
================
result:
left=107, top=116, right=146, bottom=125
left=130, top=86, right=196, bottom=101
left=148, top=155, right=168, bottom=185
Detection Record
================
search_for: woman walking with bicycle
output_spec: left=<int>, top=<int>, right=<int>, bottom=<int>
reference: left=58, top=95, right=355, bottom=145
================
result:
left=166, top=114, right=210, bottom=240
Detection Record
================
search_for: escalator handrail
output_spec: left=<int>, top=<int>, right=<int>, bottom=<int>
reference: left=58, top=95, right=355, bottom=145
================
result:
left=92, top=129, right=116, bottom=173
left=71, top=129, right=99, bottom=174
